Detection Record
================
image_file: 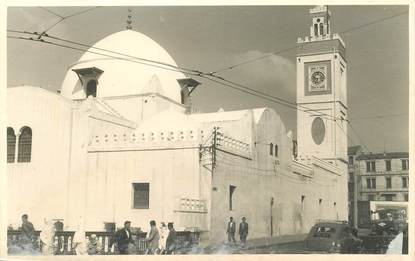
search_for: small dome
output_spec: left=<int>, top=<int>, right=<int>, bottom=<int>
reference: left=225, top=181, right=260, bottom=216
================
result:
left=60, top=30, right=185, bottom=103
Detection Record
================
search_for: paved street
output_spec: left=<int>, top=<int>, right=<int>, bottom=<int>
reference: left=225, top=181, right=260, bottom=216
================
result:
left=234, top=241, right=310, bottom=254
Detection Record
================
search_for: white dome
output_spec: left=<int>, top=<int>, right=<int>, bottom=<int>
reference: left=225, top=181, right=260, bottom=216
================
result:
left=60, top=30, right=185, bottom=103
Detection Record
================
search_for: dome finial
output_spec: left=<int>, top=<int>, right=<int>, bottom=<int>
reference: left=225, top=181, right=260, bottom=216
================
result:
left=126, top=8, right=132, bottom=30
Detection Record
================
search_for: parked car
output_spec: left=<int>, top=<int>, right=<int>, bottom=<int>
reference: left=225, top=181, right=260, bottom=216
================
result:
left=304, top=221, right=363, bottom=253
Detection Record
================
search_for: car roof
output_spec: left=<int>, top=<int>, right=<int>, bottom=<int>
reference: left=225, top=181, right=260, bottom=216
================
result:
left=313, top=222, right=348, bottom=227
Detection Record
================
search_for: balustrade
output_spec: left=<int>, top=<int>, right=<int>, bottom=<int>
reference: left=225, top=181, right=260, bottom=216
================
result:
left=7, top=229, right=199, bottom=255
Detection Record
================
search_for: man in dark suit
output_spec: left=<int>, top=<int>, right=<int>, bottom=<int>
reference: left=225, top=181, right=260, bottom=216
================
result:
left=115, top=221, right=135, bottom=254
left=239, top=217, right=249, bottom=245
left=165, top=222, right=177, bottom=254
left=20, top=214, right=36, bottom=250
left=226, top=217, right=236, bottom=244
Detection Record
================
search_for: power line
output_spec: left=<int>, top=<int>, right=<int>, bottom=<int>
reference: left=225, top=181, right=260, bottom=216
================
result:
left=195, top=74, right=338, bottom=122
left=7, top=31, right=339, bottom=122
left=211, top=45, right=297, bottom=74
left=207, top=76, right=341, bottom=121
left=349, top=112, right=408, bottom=120
left=347, top=120, right=372, bottom=154
left=7, top=29, right=203, bottom=75
left=340, top=10, right=408, bottom=35
left=38, top=7, right=64, bottom=19
left=6, top=35, right=201, bottom=77
left=212, top=10, right=408, bottom=74
left=37, top=6, right=102, bottom=35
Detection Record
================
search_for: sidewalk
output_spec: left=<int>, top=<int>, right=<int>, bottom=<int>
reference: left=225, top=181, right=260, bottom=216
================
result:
left=201, top=233, right=307, bottom=254
left=244, top=233, right=308, bottom=249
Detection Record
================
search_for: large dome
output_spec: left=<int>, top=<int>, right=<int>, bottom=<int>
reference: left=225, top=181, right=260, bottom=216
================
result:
left=60, top=30, right=185, bottom=103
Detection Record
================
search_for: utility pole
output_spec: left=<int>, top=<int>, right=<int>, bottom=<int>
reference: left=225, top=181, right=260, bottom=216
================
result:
left=353, top=163, right=359, bottom=228
left=270, top=197, right=274, bottom=237
left=212, top=127, right=219, bottom=170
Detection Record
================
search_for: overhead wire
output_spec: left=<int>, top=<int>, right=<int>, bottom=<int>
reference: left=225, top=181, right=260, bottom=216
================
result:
left=37, top=6, right=102, bottom=35
left=347, top=120, right=372, bottom=154
left=211, top=9, right=409, bottom=74
left=349, top=112, right=408, bottom=120
left=6, top=35, right=202, bottom=77
left=7, top=30, right=340, bottom=122
left=7, top=8, right=409, bottom=151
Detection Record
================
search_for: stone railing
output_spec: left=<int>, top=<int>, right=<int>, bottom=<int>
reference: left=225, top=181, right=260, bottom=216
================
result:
left=7, top=229, right=199, bottom=255
left=216, top=134, right=250, bottom=154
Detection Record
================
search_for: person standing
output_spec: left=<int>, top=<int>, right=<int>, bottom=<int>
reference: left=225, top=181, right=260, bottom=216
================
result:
left=115, top=221, right=135, bottom=255
left=226, top=217, right=236, bottom=244
left=73, top=217, right=87, bottom=255
left=39, top=218, right=56, bottom=255
left=20, top=214, right=36, bottom=250
left=165, top=222, right=177, bottom=254
left=144, top=220, right=160, bottom=254
left=159, top=222, right=168, bottom=254
left=238, top=217, right=249, bottom=245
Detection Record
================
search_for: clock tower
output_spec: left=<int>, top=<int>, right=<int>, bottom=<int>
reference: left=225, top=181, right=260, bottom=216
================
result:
left=296, top=5, right=348, bottom=167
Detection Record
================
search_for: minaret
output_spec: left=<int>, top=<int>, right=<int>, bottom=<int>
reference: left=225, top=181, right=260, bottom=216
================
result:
left=126, top=8, right=132, bottom=30
left=296, top=5, right=348, bottom=167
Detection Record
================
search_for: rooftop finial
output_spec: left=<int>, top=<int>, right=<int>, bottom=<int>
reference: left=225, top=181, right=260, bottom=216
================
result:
left=126, top=8, right=132, bottom=30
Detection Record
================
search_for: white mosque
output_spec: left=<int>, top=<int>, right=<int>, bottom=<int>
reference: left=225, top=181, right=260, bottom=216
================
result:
left=7, top=6, right=349, bottom=243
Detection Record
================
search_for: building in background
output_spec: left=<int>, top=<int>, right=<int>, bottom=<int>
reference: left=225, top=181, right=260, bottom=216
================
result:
left=349, top=150, right=409, bottom=227
left=7, top=6, right=349, bottom=243
left=347, top=145, right=363, bottom=226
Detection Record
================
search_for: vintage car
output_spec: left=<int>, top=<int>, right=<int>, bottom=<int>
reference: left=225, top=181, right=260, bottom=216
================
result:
left=304, top=221, right=363, bottom=254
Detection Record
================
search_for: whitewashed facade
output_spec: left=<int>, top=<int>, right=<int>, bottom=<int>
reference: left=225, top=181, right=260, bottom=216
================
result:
left=7, top=6, right=349, bottom=243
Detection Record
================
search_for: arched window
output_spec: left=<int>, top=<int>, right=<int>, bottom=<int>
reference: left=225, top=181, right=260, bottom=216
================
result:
left=275, top=144, right=278, bottom=157
left=86, top=80, right=97, bottom=97
left=269, top=143, right=273, bottom=156
left=17, top=127, right=32, bottom=163
left=314, top=24, right=318, bottom=36
left=319, top=23, right=324, bottom=35
left=7, top=127, right=16, bottom=163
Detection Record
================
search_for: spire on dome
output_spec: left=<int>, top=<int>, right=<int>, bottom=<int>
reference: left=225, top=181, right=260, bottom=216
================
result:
left=126, top=8, right=132, bottom=30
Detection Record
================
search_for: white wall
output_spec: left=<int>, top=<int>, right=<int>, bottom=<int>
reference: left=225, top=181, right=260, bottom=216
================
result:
left=7, top=87, right=73, bottom=229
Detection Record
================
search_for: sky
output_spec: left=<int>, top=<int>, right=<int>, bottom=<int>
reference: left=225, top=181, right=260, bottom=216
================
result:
left=6, top=4, right=409, bottom=153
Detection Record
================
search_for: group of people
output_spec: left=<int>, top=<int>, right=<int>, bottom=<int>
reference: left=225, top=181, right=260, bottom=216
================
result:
left=226, top=217, right=249, bottom=245
left=13, top=214, right=179, bottom=255
left=113, top=220, right=178, bottom=255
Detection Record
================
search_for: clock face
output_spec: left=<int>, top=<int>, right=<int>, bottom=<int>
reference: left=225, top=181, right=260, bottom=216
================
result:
left=311, top=71, right=326, bottom=86
left=307, top=65, right=329, bottom=92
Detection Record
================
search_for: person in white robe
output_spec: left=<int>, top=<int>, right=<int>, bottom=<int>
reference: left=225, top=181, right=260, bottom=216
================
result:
left=39, top=218, right=56, bottom=255
left=72, top=217, right=87, bottom=255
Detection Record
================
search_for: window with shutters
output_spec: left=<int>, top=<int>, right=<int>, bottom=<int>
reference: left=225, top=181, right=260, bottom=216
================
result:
left=402, top=177, right=408, bottom=188
left=366, top=161, right=376, bottom=173
left=348, top=156, right=354, bottom=165
left=17, top=127, right=32, bottom=163
left=386, top=177, right=392, bottom=189
left=133, top=183, right=149, bottom=209
left=7, top=127, right=16, bottom=163
left=229, top=185, right=236, bottom=211
left=402, top=159, right=409, bottom=171
left=385, top=160, right=391, bottom=171
left=366, top=178, right=376, bottom=189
